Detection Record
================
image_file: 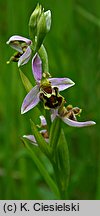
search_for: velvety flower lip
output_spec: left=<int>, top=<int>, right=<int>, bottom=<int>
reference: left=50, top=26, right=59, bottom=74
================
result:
left=21, top=54, right=75, bottom=114
left=6, top=35, right=32, bottom=67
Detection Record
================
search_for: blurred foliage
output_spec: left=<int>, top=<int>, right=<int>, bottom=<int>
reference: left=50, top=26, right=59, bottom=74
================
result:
left=0, top=0, right=100, bottom=199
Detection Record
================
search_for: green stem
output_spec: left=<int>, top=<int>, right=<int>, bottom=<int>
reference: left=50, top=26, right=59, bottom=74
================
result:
left=49, top=117, right=61, bottom=151
left=44, top=109, right=51, bottom=135
left=22, top=139, right=60, bottom=198
left=38, top=44, right=49, bottom=73
left=50, top=129, right=70, bottom=199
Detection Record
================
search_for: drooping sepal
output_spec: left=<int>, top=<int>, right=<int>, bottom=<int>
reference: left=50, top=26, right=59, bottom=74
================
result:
left=21, top=85, right=40, bottom=114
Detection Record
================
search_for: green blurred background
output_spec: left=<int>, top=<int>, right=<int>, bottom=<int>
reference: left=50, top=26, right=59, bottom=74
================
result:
left=0, top=0, right=100, bottom=199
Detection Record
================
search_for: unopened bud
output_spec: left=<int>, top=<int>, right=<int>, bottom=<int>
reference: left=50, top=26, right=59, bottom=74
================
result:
left=36, top=10, right=51, bottom=50
left=44, top=10, right=51, bottom=32
left=29, top=4, right=51, bottom=51
left=29, top=3, right=42, bottom=42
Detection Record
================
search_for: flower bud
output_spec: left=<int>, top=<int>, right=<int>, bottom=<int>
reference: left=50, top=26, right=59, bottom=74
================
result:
left=36, top=10, right=51, bottom=50
left=44, top=10, right=51, bottom=32
left=29, top=3, right=42, bottom=42
left=29, top=4, right=51, bottom=51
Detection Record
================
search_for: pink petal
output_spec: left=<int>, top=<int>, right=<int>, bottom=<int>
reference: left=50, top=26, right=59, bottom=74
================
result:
left=6, top=35, right=32, bottom=53
left=51, top=109, right=58, bottom=122
left=49, top=78, right=75, bottom=91
left=18, top=46, right=32, bottom=67
left=23, top=132, right=49, bottom=145
left=23, top=135, right=38, bottom=146
left=7, top=43, right=23, bottom=53
left=32, top=54, right=42, bottom=82
left=61, top=117, right=96, bottom=127
left=7, top=35, right=32, bottom=45
left=21, top=85, right=40, bottom=114
left=39, top=115, right=47, bottom=126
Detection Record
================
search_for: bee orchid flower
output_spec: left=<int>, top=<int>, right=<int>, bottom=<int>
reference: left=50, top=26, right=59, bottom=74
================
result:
left=23, top=129, right=49, bottom=145
left=23, top=115, right=49, bottom=145
left=6, top=35, right=32, bottom=67
left=51, top=105, right=96, bottom=127
left=21, top=54, right=75, bottom=114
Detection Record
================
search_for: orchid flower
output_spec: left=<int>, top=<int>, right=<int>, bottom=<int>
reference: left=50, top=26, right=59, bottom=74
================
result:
left=6, top=35, right=32, bottom=67
left=23, top=116, right=49, bottom=145
left=21, top=54, right=75, bottom=114
left=51, top=105, right=96, bottom=127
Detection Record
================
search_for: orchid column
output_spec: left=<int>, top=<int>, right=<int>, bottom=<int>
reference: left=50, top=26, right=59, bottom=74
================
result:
left=6, top=3, right=96, bottom=199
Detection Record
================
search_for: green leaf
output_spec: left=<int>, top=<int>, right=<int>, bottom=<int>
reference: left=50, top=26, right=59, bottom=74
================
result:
left=21, top=138, right=60, bottom=198
left=19, top=69, right=33, bottom=93
left=56, top=129, right=70, bottom=197
left=49, top=117, right=61, bottom=150
left=30, top=119, right=51, bottom=158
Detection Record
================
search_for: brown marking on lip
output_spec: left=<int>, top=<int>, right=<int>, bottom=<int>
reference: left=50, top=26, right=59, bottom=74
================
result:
left=43, top=86, right=52, bottom=94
